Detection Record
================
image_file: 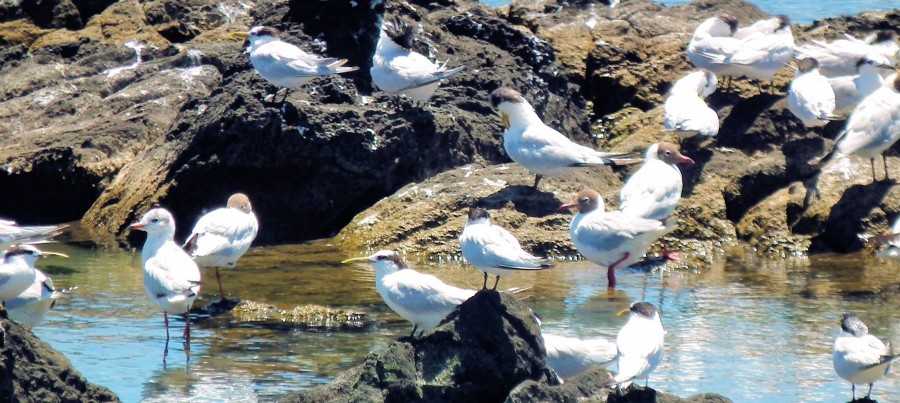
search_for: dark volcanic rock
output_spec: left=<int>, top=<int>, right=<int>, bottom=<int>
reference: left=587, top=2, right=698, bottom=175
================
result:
left=0, top=307, right=119, bottom=402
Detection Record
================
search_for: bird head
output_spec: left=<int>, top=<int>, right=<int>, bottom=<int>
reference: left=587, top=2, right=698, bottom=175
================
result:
left=129, top=208, right=176, bottom=237
left=655, top=142, right=695, bottom=165
left=795, top=58, right=819, bottom=74
left=230, top=26, right=281, bottom=48
left=3, top=244, right=68, bottom=265
left=856, top=55, right=897, bottom=74
left=840, top=314, right=869, bottom=337
left=342, top=250, right=408, bottom=274
left=775, top=15, right=791, bottom=31
left=382, top=16, right=419, bottom=50
left=489, top=87, right=529, bottom=129
left=617, top=301, right=658, bottom=320
left=558, top=189, right=603, bottom=214
left=465, top=207, right=491, bottom=227
left=227, top=193, right=254, bottom=214
left=717, top=14, right=739, bottom=36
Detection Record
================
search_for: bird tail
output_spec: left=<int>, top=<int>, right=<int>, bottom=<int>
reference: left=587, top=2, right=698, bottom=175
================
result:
left=807, top=136, right=843, bottom=167
left=577, top=151, right=644, bottom=167
left=182, top=233, right=199, bottom=255
left=505, top=286, right=532, bottom=294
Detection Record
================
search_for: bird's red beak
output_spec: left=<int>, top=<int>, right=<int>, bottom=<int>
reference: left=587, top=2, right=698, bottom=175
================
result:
left=558, top=203, right=576, bottom=212
left=678, top=155, right=695, bottom=165
left=129, top=222, right=145, bottom=230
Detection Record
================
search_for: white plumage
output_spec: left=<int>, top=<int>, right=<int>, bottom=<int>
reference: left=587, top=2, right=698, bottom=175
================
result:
left=620, top=142, right=693, bottom=221
left=371, top=17, right=466, bottom=102
left=829, top=55, right=895, bottom=116
left=796, top=30, right=899, bottom=78
left=833, top=314, right=900, bottom=401
left=459, top=207, right=551, bottom=290
left=4, top=269, right=72, bottom=327
left=664, top=70, right=720, bottom=138
left=0, top=220, right=66, bottom=250
left=787, top=58, right=836, bottom=127
left=686, top=14, right=741, bottom=78
left=0, top=245, right=43, bottom=301
left=610, top=302, right=665, bottom=390
left=543, top=333, right=616, bottom=379
left=698, top=15, right=795, bottom=82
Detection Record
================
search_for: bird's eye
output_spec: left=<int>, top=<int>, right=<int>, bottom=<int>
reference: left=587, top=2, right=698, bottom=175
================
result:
left=151, top=218, right=159, bottom=223
left=377, top=255, right=387, bottom=260
left=580, top=197, right=589, bottom=203
left=665, top=150, right=672, bottom=155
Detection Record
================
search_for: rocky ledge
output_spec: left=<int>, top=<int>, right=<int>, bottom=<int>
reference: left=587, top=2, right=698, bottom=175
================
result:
left=279, top=290, right=731, bottom=403
left=0, top=307, right=119, bottom=402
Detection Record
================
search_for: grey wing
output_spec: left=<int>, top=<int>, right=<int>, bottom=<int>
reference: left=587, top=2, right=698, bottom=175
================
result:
left=575, top=214, right=664, bottom=250
left=395, top=65, right=467, bottom=92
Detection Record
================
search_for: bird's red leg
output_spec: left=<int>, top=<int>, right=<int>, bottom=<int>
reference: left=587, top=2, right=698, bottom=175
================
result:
left=608, top=252, right=631, bottom=288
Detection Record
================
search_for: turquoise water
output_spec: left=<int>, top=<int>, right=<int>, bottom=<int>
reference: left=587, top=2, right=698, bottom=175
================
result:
left=24, top=241, right=900, bottom=402
left=480, top=0, right=897, bottom=24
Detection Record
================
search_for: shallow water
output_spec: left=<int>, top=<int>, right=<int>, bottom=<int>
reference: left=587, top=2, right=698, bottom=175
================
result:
left=29, top=241, right=900, bottom=403
left=479, top=0, right=894, bottom=24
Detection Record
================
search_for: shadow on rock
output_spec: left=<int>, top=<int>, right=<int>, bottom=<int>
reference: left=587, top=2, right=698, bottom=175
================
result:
left=479, top=185, right=563, bottom=217
left=810, top=181, right=895, bottom=253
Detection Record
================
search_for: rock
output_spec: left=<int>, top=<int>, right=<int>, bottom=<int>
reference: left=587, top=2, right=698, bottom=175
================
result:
left=509, top=372, right=734, bottom=402
left=197, top=299, right=373, bottom=331
left=0, top=307, right=119, bottom=402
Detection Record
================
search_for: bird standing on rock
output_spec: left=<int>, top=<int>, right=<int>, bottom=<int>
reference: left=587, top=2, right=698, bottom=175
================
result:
left=371, top=16, right=466, bottom=102
left=459, top=207, right=551, bottom=290
left=490, top=87, right=641, bottom=190
left=686, top=14, right=740, bottom=79
left=663, top=70, right=720, bottom=138
left=231, top=26, right=358, bottom=105
left=607, top=301, right=665, bottom=391
left=833, top=314, right=900, bottom=401
left=828, top=55, right=897, bottom=117
left=559, top=189, right=667, bottom=288
left=130, top=208, right=202, bottom=363
left=183, top=193, right=259, bottom=303
left=787, top=58, right=836, bottom=127
left=542, top=332, right=617, bottom=379
left=796, top=30, right=899, bottom=78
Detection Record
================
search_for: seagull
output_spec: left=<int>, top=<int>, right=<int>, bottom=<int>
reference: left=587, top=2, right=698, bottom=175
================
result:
left=4, top=269, right=75, bottom=327
left=371, top=16, right=466, bottom=102
left=183, top=193, right=259, bottom=302
left=829, top=55, right=897, bottom=116
left=0, top=245, right=68, bottom=302
left=796, top=30, right=899, bottom=78
left=809, top=74, right=900, bottom=183
left=559, top=189, right=668, bottom=288
left=606, top=301, right=665, bottom=391
left=130, top=208, right=202, bottom=362
left=664, top=70, right=720, bottom=138
left=543, top=333, right=617, bottom=379
left=0, top=220, right=67, bottom=250
left=686, top=14, right=741, bottom=78
left=699, top=15, right=795, bottom=85
left=230, top=26, right=358, bottom=105
left=787, top=58, right=836, bottom=127
left=490, top=87, right=642, bottom=189
left=833, top=313, right=900, bottom=401
left=734, top=16, right=786, bottom=41
left=459, top=207, right=552, bottom=290
left=342, top=250, right=475, bottom=337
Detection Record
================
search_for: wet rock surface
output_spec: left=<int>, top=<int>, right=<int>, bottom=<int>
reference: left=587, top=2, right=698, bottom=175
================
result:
left=0, top=307, right=119, bottom=402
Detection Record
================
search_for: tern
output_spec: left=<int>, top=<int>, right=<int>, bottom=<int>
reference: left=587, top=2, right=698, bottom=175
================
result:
left=698, top=15, right=794, bottom=85
left=130, top=208, right=202, bottom=362
left=829, top=55, right=896, bottom=116
left=0, top=245, right=68, bottom=302
left=559, top=189, right=668, bottom=287
left=230, top=26, right=358, bottom=104
left=664, top=70, right=720, bottom=138
left=809, top=74, right=900, bottom=182
left=490, top=87, right=641, bottom=189
left=183, top=193, right=259, bottom=302
left=833, top=314, right=900, bottom=401
left=734, top=16, right=786, bottom=41
left=686, top=14, right=741, bottom=79
left=787, top=58, right=836, bottom=127
left=342, top=250, right=476, bottom=337
left=371, top=16, right=466, bottom=102
left=796, top=30, right=898, bottom=78
left=4, top=269, right=74, bottom=327
left=606, top=302, right=665, bottom=391
left=542, top=333, right=617, bottom=379
left=459, top=207, right=552, bottom=290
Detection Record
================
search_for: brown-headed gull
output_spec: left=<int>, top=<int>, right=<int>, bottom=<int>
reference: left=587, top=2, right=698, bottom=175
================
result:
left=833, top=314, right=900, bottom=401
left=130, top=208, right=202, bottom=362
left=490, top=87, right=641, bottom=189
left=459, top=207, right=551, bottom=290
left=559, top=189, right=667, bottom=287
left=183, top=193, right=259, bottom=302
left=230, top=26, right=358, bottom=104
left=787, top=58, right=836, bottom=127
left=371, top=16, right=466, bottom=102
left=605, top=302, right=665, bottom=391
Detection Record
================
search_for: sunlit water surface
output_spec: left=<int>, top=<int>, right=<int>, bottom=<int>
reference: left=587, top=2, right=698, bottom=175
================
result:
left=479, top=0, right=894, bottom=24
left=30, top=242, right=900, bottom=403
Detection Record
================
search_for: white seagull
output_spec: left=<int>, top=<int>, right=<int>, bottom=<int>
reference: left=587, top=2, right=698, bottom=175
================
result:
left=183, top=193, right=259, bottom=302
left=490, top=87, right=641, bottom=189
left=829, top=55, right=897, bottom=116
left=130, top=208, right=202, bottom=362
left=231, top=26, right=358, bottom=104
left=4, top=269, right=74, bottom=327
left=686, top=14, right=741, bottom=78
left=371, top=16, right=466, bottom=102
left=559, top=189, right=668, bottom=288
left=787, top=58, right=836, bottom=127
left=607, top=301, right=665, bottom=391
left=0, top=245, right=67, bottom=302
left=459, top=207, right=552, bottom=290
left=833, top=313, right=900, bottom=401
left=542, top=333, right=617, bottom=379
left=699, top=15, right=795, bottom=84
left=810, top=74, right=900, bottom=182
left=734, top=16, right=786, bottom=41
left=620, top=142, right=694, bottom=221
left=664, top=70, right=720, bottom=138
left=342, top=250, right=475, bottom=337
left=796, top=30, right=899, bottom=78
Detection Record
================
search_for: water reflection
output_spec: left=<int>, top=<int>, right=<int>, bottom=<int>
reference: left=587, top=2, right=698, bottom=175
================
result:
left=27, top=242, right=900, bottom=402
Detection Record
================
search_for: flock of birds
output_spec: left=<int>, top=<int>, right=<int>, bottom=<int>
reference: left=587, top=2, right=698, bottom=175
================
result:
left=1, top=8, right=900, bottom=400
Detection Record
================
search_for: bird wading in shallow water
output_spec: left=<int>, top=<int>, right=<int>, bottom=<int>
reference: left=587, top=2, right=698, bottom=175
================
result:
left=130, top=208, right=202, bottom=363
left=606, top=301, right=665, bottom=392
left=230, top=26, right=358, bottom=106
left=4, top=268, right=75, bottom=327
left=833, top=314, right=900, bottom=401
left=0, top=245, right=68, bottom=303
left=490, top=87, right=641, bottom=190
left=459, top=207, right=552, bottom=290
left=183, top=193, right=259, bottom=303
left=371, top=16, right=466, bottom=103
left=559, top=189, right=667, bottom=288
